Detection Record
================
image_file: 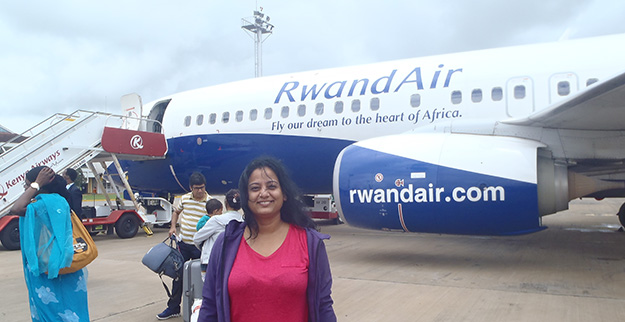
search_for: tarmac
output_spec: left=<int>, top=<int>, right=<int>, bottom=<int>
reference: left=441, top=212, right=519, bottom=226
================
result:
left=1, top=198, right=625, bottom=321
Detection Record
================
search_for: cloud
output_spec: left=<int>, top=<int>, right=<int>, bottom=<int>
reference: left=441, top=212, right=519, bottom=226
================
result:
left=1, top=0, right=625, bottom=133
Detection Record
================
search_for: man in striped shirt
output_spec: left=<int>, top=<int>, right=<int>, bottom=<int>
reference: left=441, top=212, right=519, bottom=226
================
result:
left=158, top=172, right=211, bottom=320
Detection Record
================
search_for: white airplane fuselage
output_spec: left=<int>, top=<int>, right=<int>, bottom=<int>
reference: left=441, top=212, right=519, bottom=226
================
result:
left=120, top=33, right=625, bottom=235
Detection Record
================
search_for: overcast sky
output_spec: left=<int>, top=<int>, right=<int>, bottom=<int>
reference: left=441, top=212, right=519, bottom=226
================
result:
left=2, top=0, right=625, bottom=134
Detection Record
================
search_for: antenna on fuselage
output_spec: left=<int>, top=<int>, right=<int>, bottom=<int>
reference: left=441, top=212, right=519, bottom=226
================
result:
left=241, top=7, right=274, bottom=77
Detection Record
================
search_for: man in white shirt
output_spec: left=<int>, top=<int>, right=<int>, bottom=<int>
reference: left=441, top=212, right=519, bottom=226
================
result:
left=157, top=172, right=211, bottom=320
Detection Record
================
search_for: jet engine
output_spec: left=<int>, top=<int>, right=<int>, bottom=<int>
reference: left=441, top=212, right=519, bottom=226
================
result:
left=332, top=133, right=569, bottom=235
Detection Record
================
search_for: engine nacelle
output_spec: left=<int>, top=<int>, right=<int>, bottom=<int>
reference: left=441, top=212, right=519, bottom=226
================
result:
left=333, top=133, right=556, bottom=235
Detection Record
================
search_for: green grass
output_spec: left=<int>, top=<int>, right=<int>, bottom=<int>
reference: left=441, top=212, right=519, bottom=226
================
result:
left=81, top=194, right=126, bottom=202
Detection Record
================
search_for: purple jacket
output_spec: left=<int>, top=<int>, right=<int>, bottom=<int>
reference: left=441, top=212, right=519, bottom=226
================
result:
left=198, top=221, right=337, bottom=322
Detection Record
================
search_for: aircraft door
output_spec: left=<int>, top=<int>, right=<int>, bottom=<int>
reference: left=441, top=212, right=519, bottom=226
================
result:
left=549, top=72, right=578, bottom=104
left=147, top=99, right=172, bottom=133
left=121, top=93, right=142, bottom=130
left=506, top=76, right=534, bottom=118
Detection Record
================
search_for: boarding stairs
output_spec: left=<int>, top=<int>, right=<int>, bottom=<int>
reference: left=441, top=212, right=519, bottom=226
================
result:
left=0, top=110, right=167, bottom=219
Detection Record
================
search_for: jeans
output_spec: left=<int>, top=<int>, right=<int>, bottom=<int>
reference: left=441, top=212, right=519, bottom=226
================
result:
left=167, top=241, right=201, bottom=311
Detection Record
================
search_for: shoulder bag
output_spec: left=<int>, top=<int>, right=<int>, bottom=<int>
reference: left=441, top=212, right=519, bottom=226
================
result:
left=142, top=235, right=185, bottom=279
left=142, top=235, right=185, bottom=297
left=58, top=210, right=98, bottom=274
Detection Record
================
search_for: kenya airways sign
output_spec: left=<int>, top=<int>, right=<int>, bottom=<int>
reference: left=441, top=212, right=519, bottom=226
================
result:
left=1, top=150, right=63, bottom=212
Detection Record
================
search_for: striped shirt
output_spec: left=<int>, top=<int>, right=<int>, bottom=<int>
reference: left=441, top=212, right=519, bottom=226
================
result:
left=177, top=192, right=211, bottom=243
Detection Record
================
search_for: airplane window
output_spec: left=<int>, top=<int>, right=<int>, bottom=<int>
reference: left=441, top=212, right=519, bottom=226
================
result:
left=209, top=113, right=216, bottom=124
left=351, top=99, right=361, bottom=112
left=184, top=116, right=191, bottom=127
left=264, top=107, right=272, bottom=119
left=370, top=97, right=380, bottom=111
left=410, top=94, right=421, bottom=107
left=514, top=85, right=526, bottom=99
left=250, top=109, right=258, bottom=121
left=586, top=78, right=598, bottom=86
left=558, top=81, right=570, bottom=96
left=315, top=103, right=324, bottom=115
left=281, top=106, right=289, bottom=118
left=334, top=101, right=344, bottom=114
left=471, top=89, right=482, bottom=103
left=492, top=87, right=503, bottom=101
left=196, top=114, right=204, bottom=126
left=451, top=90, right=462, bottom=104
left=298, top=104, right=306, bottom=117
left=222, top=112, right=230, bottom=123
left=236, top=110, right=243, bottom=122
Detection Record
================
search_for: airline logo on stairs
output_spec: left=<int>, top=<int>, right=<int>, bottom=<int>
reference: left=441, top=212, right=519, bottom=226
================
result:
left=101, top=127, right=167, bottom=157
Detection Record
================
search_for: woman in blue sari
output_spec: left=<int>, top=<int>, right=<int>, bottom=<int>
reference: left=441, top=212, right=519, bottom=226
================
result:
left=10, top=166, right=90, bottom=322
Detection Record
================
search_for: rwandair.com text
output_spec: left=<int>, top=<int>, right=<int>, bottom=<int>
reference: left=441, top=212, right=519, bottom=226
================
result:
left=349, top=184, right=505, bottom=204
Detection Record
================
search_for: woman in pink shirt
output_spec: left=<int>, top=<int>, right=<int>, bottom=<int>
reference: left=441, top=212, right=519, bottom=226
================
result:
left=199, top=157, right=336, bottom=322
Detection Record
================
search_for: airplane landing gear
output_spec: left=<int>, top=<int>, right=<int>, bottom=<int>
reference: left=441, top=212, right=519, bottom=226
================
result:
left=618, top=202, right=625, bottom=230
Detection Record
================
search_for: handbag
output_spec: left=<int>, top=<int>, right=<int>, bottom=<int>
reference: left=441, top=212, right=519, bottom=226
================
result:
left=58, top=210, right=98, bottom=275
left=142, top=236, right=185, bottom=279
left=142, top=235, right=185, bottom=298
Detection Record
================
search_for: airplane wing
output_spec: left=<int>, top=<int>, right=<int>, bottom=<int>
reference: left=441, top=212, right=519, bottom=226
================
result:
left=504, top=71, right=625, bottom=131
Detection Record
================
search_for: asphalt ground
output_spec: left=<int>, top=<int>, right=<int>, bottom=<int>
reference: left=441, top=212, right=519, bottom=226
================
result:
left=1, top=198, right=625, bottom=321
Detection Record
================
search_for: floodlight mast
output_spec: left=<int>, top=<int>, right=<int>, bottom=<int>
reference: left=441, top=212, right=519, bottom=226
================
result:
left=241, top=10, right=274, bottom=77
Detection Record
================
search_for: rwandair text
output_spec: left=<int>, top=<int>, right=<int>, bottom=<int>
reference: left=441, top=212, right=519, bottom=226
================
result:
left=274, top=65, right=463, bottom=103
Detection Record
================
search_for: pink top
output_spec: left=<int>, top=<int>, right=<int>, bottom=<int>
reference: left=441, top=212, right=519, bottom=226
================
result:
left=228, top=224, right=309, bottom=322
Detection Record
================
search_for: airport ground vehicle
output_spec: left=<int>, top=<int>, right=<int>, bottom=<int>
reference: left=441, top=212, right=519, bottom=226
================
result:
left=0, top=195, right=172, bottom=250
left=303, top=194, right=342, bottom=224
left=0, top=215, right=19, bottom=250
left=0, top=159, right=173, bottom=251
left=81, top=196, right=171, bottom=238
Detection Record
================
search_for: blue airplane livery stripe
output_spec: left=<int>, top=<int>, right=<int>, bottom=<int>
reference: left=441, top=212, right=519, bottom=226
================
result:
left=336, top=145, right=543, bottom=235
left=118, top=133, right=355, bottom=195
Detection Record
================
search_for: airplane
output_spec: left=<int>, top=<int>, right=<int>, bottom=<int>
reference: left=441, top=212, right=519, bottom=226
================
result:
left=117, top=33, right=625, bottom=236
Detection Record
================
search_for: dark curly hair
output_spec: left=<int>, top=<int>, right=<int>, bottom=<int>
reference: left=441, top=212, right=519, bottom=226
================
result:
left=26, top=166, right=71, bottom=204
left=224, top=189, right=241, bottom=211
left=238, top=156, right=316, bottom=239
left=205, top=198, right=223, bottom=215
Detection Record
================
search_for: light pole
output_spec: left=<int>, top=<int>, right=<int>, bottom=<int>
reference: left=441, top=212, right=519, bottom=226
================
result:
left=241, top=9, right=274, bottom=77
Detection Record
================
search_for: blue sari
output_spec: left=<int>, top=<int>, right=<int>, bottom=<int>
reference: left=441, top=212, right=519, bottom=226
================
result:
left=20, top=193, right=90, bottom=321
